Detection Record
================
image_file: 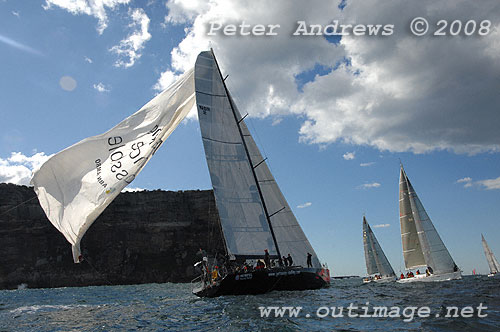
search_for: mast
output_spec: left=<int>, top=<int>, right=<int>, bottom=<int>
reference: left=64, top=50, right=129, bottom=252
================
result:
left=209, top=49, right=282, bottom=260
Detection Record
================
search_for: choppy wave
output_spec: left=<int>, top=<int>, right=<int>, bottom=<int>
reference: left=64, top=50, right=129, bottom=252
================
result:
left=0, top=277, right=498, bottom=331
left=10, top=304, right=92, bottom=314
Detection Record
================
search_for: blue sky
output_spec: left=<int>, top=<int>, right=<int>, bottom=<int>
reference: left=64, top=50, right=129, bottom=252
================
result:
left=1, top=0, right=500, bottom=277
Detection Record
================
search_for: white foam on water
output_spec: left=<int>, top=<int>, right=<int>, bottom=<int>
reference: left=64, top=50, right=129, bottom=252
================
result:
left=10, top=304, right=91, bottom=314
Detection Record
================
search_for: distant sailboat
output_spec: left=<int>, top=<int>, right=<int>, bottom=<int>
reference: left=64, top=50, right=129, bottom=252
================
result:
left=191, top=50, right=330, bottom=297
left=362, top=216, right=396, bottom=283
left=397, top=164, right=461, bottom=283
left=481, top=234, right=500, bottom=277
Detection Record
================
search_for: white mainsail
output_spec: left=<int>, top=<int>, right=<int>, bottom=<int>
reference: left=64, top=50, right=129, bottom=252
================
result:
left=400, top=165, right=458, bottom=275
left=399, top=167, right=426, bottom=269
left=194, top=50, right=321, bottom=267
left=31, top=69, right=195, bottom=262
left=482, top=234, right=500, bottom=274
left=363, top=216, right=395, bottom=277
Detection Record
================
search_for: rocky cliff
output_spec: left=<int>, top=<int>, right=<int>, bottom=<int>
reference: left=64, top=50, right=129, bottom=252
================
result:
left=0, top=183, right=224, bottom=290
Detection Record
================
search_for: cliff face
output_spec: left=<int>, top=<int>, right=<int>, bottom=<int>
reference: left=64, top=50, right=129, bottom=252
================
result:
left=0, top=183, right=224, bottom=290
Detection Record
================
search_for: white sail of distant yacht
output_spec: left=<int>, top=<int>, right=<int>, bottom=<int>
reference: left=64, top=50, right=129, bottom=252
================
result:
left=363, top=216, right=396, bottom=283
left=481, top=234, right=500, bottom=277
left=398, top=164, right=461, bottom=283
left=31, top=69, right=195, bottom=262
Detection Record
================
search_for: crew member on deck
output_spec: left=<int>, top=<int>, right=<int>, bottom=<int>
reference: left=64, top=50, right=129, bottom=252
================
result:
left=287, top=254, right=293, bottom=266
left=307, top=252, right=312, bottom=268
left=212, top=266, right=219, bottom=284
left=264, top=249, right=271, bottom=268
left=283, top=256, right=288, bottom=267
left=196, top=248, right=207, bottom=260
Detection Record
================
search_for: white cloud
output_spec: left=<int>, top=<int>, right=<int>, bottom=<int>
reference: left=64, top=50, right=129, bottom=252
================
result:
left=271, top=118, right=283, bottom=126
left=161, top=0, right=500, bottom=154
left=373, top=223, right=390, bottom=228
left=360, top=162, right=375, bottom=167
left=84, top=56, right=93, bottom=63
left=43, top=0, right=131, bottom=34
left=12, top=11, right=20, bottom=17
left=0, top=152, right=52, bottom=185
left=359, top=182, right=381, bottom=189
left=93, top=82, right=110, bottom=92
left=476, top=177, right=500, bottom=190
left=456, top=177, right=473, bottom=188
left=297, top=202, right=312, bottom=209
left=110, top=8, right=151, bottom=68
left=455, top=176, right=500, bottom=189
left=164, top=0, right=210, bottom=24
left=343, top=152, right=355, bottom=160
left=153, top=70, right=178, bottom=91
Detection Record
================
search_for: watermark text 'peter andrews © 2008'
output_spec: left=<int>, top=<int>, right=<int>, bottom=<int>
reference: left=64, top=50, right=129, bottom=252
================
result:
left=258, top=302, right=488, bottom=322
left=206, top=19, right=492, bottom=37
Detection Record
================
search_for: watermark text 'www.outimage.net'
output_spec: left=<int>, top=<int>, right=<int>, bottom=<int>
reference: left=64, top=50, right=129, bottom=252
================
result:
left=258, top=303, right=488, bottom=322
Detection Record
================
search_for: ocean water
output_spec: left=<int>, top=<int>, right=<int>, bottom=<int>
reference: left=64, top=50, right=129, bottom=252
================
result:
left=1, top=276, right=498, bottom=331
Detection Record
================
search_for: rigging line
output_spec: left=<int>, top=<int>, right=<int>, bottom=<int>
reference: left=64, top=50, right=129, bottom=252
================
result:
left=0, top=196, right=37, bottom=218
left=269, top=206, right=286, bottom=218
left=223, top=71, right=273, bottom=174
left=253, top=158, right=268, bottom=169
left=237, top=113, right=248, bottom=124
left=245, top=112, right=274, bottom=174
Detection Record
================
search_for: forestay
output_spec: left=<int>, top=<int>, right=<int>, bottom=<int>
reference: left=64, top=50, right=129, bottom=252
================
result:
left=31, top=69, right=195, bottom=262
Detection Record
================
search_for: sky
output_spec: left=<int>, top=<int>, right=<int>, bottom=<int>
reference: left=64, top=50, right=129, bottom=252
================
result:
left=1, top=0, right=500, bottom=277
